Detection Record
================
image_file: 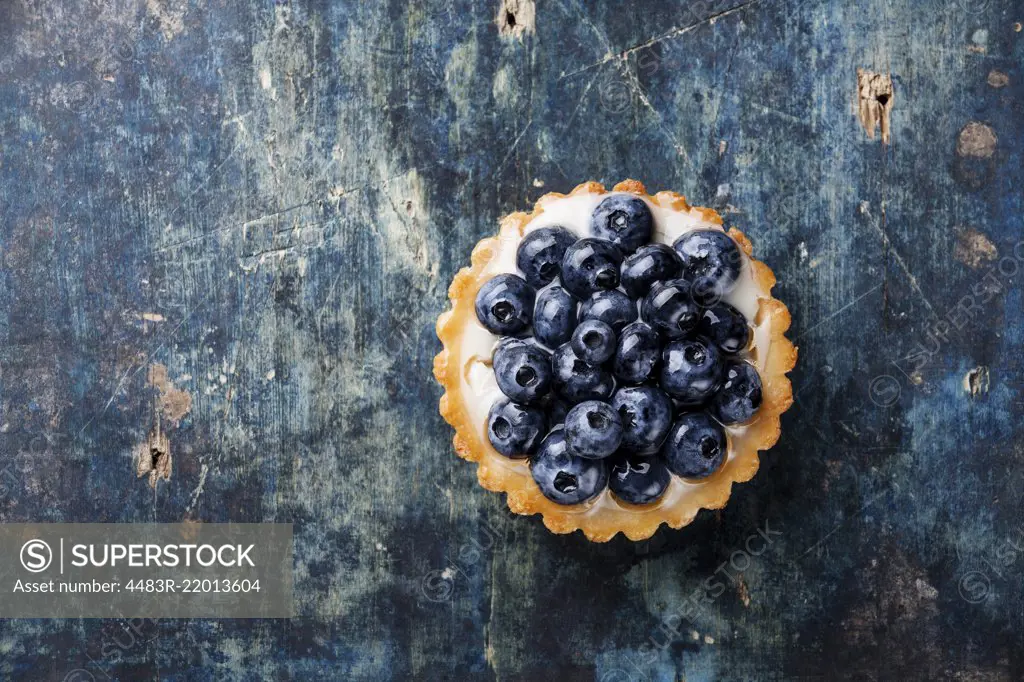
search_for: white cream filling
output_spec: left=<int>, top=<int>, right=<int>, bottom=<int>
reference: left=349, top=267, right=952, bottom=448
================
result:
left=456, top=190, right=774, bottom=505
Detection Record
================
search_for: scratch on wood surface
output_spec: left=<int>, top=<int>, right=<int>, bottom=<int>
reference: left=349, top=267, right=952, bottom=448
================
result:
left=186, top=463, right=210, bottom=514
left=860, top=202, right=937, bottom=319
left=491, top=119, right=533, bottom=179
left=558, top=0, right=764, bottom=80
left=794, top=284, right=882, bottom=340
left=566, top=0, right=700, bottom=177
left=856, top=69, right=893, bottom=143
left=618, top=0, right=762, bottom=59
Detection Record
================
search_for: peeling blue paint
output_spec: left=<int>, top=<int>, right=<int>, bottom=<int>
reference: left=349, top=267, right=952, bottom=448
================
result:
left=0, top=0, right=1022, bottom=679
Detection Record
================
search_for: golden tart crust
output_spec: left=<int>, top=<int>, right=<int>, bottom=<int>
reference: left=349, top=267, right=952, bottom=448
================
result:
left=433, top=180, right=797, bottom=542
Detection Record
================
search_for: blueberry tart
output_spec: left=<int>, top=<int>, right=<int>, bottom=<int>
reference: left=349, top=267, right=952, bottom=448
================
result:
left=434, top=180, right=796, bottom=541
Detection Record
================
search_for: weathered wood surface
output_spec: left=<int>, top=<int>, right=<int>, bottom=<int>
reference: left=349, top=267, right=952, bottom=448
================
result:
left=1, top=0, right=1023, bottom=679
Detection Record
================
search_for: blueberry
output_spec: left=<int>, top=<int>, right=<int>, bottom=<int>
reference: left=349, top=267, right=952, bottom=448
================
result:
left=560, top=238, right=623, bottom=299
left=621, top=244, right=682, bottom=297
left=564, top=400, right=623, bottom=459
left=610, top=386, right=673, bottom=454
left=672, top=230, right=743, bottom=305
left=493, top=341, right=552, bottom=403
left=487, top=398, right=547, bottom=458
left=641, top=279, right=701, bottom=339
left=516, top=226, right=577, bottom=288
left=612, top=321, right=661, bottom=385
left=661, top=412, right=727, bottom=479
left=545, top=395, right=571, bottom=425
left=590, top=194, right=653, bottom=253
left=580, top=289, right=638, bottom=331
left=533, top=285, right=578, bottom=348
left=709, top=362, right=763, bottom=425
left=551, top=343, right=616, bottom=404
left=660, top=338, right=723, bottom=406
left=494, top=335, right=528, bottom=354
left=571, top=319, right=617, bottom=365
left=474, top=274, right=535, bottom=335
left=531, top=429, right=609, bottom=505
left=698, top=302, right=750, bottom=354
left=609, top=454, right=671, bottom=505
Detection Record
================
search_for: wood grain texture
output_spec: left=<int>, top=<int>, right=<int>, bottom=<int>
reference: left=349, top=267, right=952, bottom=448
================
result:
left=0, top=0, right=1022, bottom=679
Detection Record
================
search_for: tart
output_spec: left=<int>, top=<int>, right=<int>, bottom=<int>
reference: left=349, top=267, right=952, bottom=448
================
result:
left=434, top=180, right=796, bottom=542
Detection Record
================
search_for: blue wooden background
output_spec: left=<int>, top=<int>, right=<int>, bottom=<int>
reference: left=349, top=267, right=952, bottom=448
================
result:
left=1, top=0, right=1023, bottom=679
